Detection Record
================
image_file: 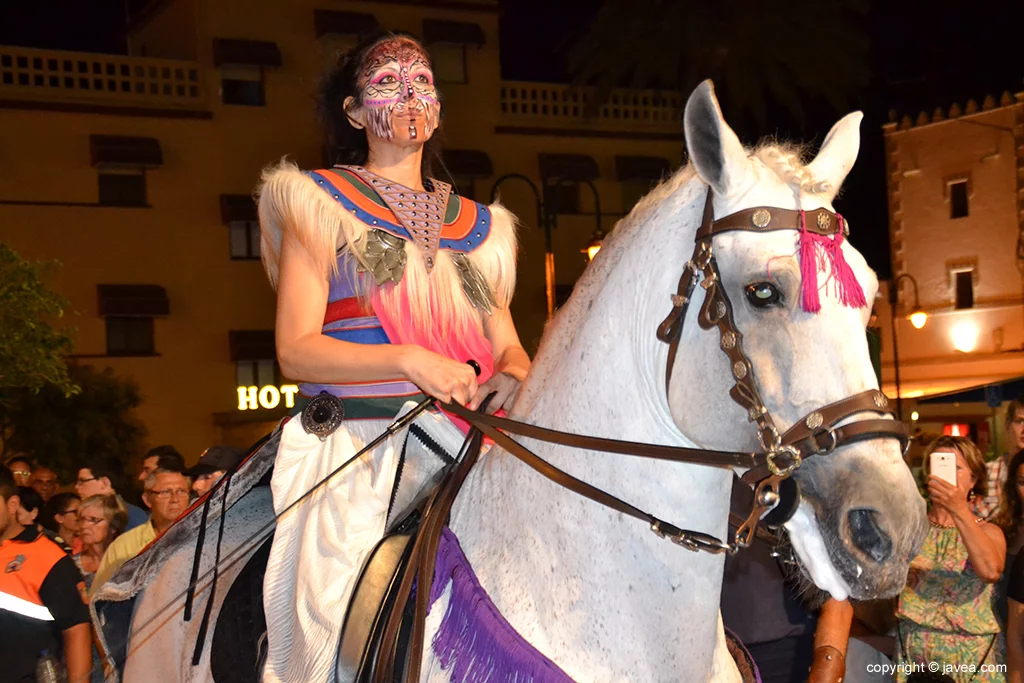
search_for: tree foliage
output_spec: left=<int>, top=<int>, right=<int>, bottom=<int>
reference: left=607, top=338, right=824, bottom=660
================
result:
left=0, top=241, right=77, bottom=397
left=567, top=0, right=871, bottom=130
left=0, top=364, right=147, bottom=483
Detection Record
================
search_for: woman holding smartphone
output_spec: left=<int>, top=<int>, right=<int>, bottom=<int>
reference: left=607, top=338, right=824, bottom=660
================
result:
left=894, top=436, right=1006, bottom=683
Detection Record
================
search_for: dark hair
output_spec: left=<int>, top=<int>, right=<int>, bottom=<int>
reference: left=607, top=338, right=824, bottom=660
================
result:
left=1007, top=395, right=1024, bottom=430
left=994, top=448, right=1024, bottom=536
left=5, top=456, right=33, bottom=471
left=17, top=486, right=43, bottom=515
left=144, top=445, right=186, bottom=473
left=318, top=31, right=444, bottom=177
left=81, top=463, right=123, bottom=492
left=0, top=467, right=15, bottom=501
left=41, top=492, right=80, bottom=533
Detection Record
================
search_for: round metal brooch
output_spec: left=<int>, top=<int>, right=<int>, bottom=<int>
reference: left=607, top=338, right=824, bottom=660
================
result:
left=873, top=392, right=889, bottom=409
left=732, top=361, right=748, bottom=380
left=805, top=412, right=824, bottom=430
left=301, top=392, right=345, bottom=441
left=721, top=331, right=737, bottom=350
left=752, top=209, right=771, bottom=228
left=817, top=213, right=831, bottom=230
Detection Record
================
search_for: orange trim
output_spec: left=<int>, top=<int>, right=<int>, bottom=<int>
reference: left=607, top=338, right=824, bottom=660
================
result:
left=316, top=169, right=397, bottom=224
left=441, top=196, right=480, bottom=241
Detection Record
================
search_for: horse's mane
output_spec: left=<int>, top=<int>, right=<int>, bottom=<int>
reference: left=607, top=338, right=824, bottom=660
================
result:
left=628, top=141, right=828, bottom=223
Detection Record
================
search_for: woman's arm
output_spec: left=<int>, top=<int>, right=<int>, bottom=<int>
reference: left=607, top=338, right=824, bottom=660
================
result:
left=953, top=517, right=1007, bottom=582
left=485, top=307, right=530, bottom=380
left=929, top=479, right=1007, bottom=582
left=467, top=306, right=530, bottom=411
left=275, top=234, right=478, bottom=404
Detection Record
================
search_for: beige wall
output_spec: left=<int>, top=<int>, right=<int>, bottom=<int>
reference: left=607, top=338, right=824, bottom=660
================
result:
left=878, top=94, right=1024, bottom=407
left=0, top=0, right=685, bottom=462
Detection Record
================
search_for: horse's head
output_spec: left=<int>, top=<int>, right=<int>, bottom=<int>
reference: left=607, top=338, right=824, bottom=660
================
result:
left=669, top=81, right=926, bottom=600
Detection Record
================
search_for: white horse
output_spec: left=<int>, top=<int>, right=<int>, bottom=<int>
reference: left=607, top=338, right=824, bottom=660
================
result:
left=95, top=81, right=926, bottom=683
left=418, top=81, right=927, bottom=681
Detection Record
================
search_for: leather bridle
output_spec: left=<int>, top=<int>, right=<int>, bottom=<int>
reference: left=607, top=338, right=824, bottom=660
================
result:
left=361, top=187, right=911, bottom=683
left=655, top=190, right=908, bottom=547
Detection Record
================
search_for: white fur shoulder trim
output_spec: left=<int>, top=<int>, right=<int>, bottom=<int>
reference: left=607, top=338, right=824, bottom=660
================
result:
left=256, top=160, right=371, bottom=289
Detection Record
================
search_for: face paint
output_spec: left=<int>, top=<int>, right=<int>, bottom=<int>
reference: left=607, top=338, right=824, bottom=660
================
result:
left=357, top=38, right=440, bottom=141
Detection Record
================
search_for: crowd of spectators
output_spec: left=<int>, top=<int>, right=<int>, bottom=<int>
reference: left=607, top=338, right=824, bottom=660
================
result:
left=0, top=443, right=243, bottom=682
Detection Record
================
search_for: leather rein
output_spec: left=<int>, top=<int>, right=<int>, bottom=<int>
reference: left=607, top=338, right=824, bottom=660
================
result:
left=364, top=188, right=909, bottom=683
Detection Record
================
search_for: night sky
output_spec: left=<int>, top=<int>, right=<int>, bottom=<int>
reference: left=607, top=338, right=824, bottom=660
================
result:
left=2, top=0, right=1020, bottom=278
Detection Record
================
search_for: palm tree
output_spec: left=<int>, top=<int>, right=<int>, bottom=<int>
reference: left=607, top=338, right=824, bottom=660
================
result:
left=567, top=0, right=870, bottom=131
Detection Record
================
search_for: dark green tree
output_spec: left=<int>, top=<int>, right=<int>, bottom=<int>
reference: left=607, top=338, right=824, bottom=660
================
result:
left=567, top=0, right=870, bottom=130
left=0, top=241, right=77, bottom=398
left=0, top=364, right=147, bottom=482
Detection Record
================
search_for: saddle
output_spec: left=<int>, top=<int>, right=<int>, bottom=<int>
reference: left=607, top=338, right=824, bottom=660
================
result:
left=337, top=404, right=489, bottom=683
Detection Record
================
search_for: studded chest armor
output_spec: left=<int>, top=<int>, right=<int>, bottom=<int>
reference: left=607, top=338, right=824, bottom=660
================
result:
left=345, top=166, right=452, bottom=272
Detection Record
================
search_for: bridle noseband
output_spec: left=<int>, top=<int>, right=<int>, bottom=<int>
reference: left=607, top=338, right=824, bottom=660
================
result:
left=657, top=190, right=908, bottom=547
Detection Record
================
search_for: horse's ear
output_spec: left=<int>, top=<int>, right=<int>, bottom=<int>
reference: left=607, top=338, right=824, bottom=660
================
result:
left=804, top=112, right=863, bottom=202
left=683, top=80, right=755, bottom=198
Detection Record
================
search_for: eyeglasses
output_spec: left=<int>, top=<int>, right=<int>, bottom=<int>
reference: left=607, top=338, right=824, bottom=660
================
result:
left=11, top=470, right=31, bottom=478
left=59, top=508, right=80, bottom=517
left=147, top=488, right=189, bottom=500
left=76, top=477, right=97, bottom=485
left=79, top=515, right=107, bottom=526
left=1011, top=418, right=1024, bottom=427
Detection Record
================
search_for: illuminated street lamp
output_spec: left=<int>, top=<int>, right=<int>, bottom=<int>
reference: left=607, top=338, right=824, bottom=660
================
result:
left=909, top=310, right=928, bottom=329
left=582, top=228, right=605, bottom=262
left=889, top=273, right=927, bottom=420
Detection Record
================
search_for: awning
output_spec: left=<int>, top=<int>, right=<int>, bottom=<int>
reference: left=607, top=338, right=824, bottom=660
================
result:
left=918, top=376, right=1024, bottom=406
left=212, top=38, right=283, bottom=68
left=314, top=10, right=379, bottom=38
left=220, top=194, right=258, bottom=223
left=538, top=153, right=599, bottom=182
left=615, top=155, right=672, bottom=182
left=422, top=19, right=486, bottom=47
left=442, top=149, right=493, bottom=177
left=229, top=330, right=276, bottom=362
left=97, top=285, right=170, bottom=317
left=90, top=135, right=162, bottom=168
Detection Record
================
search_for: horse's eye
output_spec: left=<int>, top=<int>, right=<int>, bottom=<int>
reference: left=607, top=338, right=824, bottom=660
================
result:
left=745, top=282, right=782, bottom=309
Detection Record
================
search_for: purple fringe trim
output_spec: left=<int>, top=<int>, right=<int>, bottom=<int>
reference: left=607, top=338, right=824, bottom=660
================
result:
left=428, top=528, right=575, bottom=683
left=724, top=626, right=763, bottom=683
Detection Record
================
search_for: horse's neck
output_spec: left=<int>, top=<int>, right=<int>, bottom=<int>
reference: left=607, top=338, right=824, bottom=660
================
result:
left=447, top=177, right=733, bottom=680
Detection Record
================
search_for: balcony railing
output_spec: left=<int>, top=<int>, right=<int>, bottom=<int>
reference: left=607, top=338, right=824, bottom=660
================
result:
left=0, top=46, right=205, bottom=109
left=500, top=81, right=683, bottom=133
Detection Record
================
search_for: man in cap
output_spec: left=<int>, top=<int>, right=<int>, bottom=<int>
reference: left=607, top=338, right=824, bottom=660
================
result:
left=186, top=446, right=243, bottom=498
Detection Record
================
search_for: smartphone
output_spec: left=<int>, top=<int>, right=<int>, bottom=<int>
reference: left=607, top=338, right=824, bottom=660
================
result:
left=930, top=451, right=957, bottom=486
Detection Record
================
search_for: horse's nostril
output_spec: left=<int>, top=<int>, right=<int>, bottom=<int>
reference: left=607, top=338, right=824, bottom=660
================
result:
left=848, top=508, right=893, bottom=563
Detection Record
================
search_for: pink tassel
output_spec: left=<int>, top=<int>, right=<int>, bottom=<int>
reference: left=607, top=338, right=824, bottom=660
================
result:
left=797, top=212, right=866, bottom=313
left=828, top=215, right=867, bottom=309
left=798, top=211, right=822, bottom=313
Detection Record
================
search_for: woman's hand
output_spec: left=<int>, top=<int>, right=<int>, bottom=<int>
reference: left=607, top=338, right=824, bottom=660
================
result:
left=927, top=475, right=971, bottom=516
left=399, top=346, right=479, bottom=405
left=467, top=371, right=522, bottom=413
